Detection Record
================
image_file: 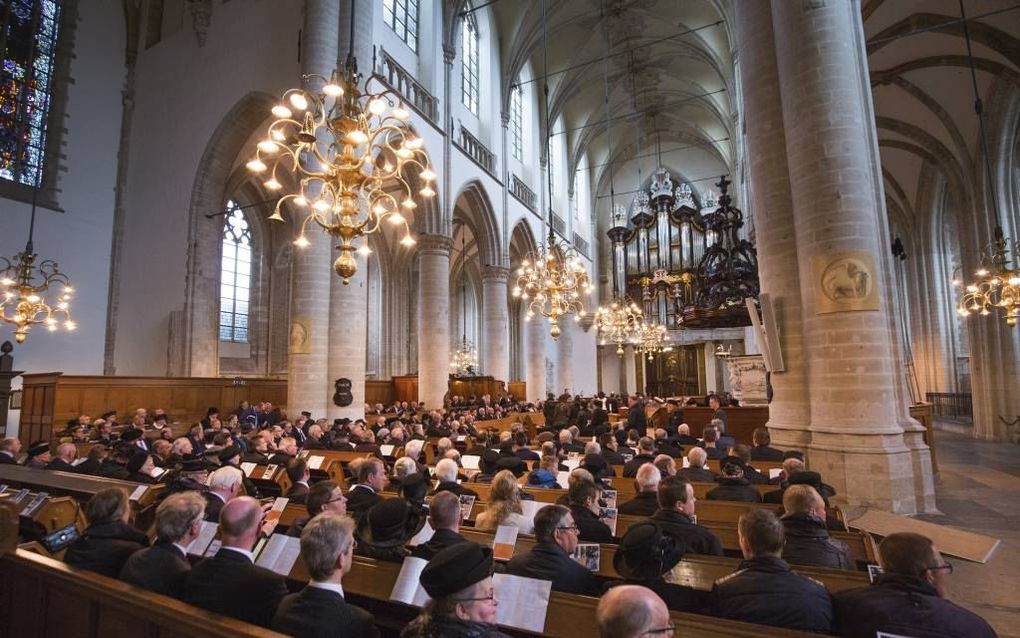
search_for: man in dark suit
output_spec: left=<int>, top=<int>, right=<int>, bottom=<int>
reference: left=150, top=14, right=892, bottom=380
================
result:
left=183, top=496, right=287, bottom=627
left=347, top=458, right=385, bottom=519
left=203, top=465, right=242, bottom=522
left=750, top=428, right=785, bottom=461
left=649, top=476, right=724, bottom=556
left=617, top=464, right=661, bottom=516
left=679, top=447, right=717, bottom=483
left=567, top=480, right=614, bottom=543
left=506, top=504, right=601, bottom=596
left=45, top=442, right=78, bottom=471
left=431, top=458, right=480, bottom=499
left=269, top=437, right=298, bottom=466
left=598, top=433, right=626, bottom=466
left=0, top=437, right=20, bottom=464
left=285, top=458, right=311, bottom=504
left=411, top=491, right=469, bottom=561
left=120, top=491, right=205, bottom=597
left=700, top=425, right=726, bottom=460
left=303, top=424, right=329, bottom=450
left=272, top=513, right=379, bottom=638
left=653, top=428, right=684, bottom=459
left=626, top=396, right=648, bottom=432
left=671, top=423, right=700, bottom=447
left=708, top=395, right=728, bottom=433
left=623, top=437, right=657, bottom=478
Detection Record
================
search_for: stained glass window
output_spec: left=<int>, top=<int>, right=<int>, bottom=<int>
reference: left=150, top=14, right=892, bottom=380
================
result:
left=461, top=12, right=479, bottom=114
left=383, top=0, right=419, bottom=53
left=0, top=0, right=62, bottom=187
left=510, top=85, right=523, bottom=161
left=220, top=202, right=252, bottom=343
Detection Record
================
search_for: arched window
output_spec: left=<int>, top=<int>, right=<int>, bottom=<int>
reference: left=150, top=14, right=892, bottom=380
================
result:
left=510, top=85, right=523, bottom=160
left=461, top=12, right=479, bottom=114
left=220, top=201, right=252, bottom=343
left=0, top=0, right=63, bottom=187
left=383, top=0, right=419, bottom=52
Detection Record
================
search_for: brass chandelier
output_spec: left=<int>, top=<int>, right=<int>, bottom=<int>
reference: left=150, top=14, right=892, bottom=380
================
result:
left=512, top=0, right=592, bottom=339
left=450, top=228, right=478, bottom=375
left=953, top=3, right=1018, bottom=328
left=247, top=0, right=433, bottom=284
left=0, top=186, right=75, bottom=344
left=635, top=321, right=672, bottom=361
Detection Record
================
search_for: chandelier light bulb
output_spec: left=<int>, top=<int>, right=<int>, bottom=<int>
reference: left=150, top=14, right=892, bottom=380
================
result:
left=271, top=105, right=292, bottom=119
left=357, top=244, right=372, bottom=256
left=420, top=186, right=435, bottom=198
left=323, top=83, right=343, bottom=97
left=294, top=235, right=311, bottom=248
left=388, top=212, right=406, bottom=225
left=246, top=159, right=267, bottom=173
left=392, top=104, right=410, bottom=119
left=288, top=92, right=308, bottom=110
left=264, top=178, right=282, bottom=190
left=346, top=130, right=369, bottom=145
left=313, top=199, right=330, bottom=212
left=0, top=278, right=12, bottom=286
left=257, top=140, right=278, bottom=154
left=400, top=235, right=416, bottom=247
left=368, top=98, right=387, bottom=115
left=420, top=168, right=437, bottom=181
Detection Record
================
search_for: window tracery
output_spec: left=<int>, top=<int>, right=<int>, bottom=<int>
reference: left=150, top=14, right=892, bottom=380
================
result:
left=220, top=201, right=252, bottom=343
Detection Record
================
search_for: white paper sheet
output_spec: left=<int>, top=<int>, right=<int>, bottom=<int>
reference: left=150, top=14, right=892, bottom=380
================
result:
left=682, top=457, right=690, bottom=468
left=204, top=539, right=222, bottom=557
left=520, top=499, right=545, bottom=527
left=769, top=468, right=782, bottom=479
left=306, top=456, right=324, bottom=470
left=493, top=525, right=519, bottom=561
left=128, top=485, right=148, bottom=502
left=186, top=521, right=219, bottom=556
left=555, top=471, right=571, bottom=489
left=255, top=534, right=302, bottom=576
left=240, top=462, right=257, bottom=476
left=390, top=556, right=431, bottom=607
left=492, top=572, right=551, bottom=633
left=380, top=445, right=395, bottom=457
left=563, top=458, right=581, bottom=471
left=462, top=455, right=481, bottom=471
left=408, top=520, right=434, bottom=547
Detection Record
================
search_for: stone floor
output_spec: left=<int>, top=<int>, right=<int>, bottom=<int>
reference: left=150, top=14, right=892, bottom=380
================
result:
left=913, top=427, right=1020, bottom=637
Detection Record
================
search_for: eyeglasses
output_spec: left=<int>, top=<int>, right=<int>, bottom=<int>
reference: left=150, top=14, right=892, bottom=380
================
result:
left=556, top=525, right=580, bottom=533
left=928, top=561, right=953, bottom=574
left=325, top=495, right=347, bottom=505
left=642, top=625, right=676, bottom=636
left=454, top=593, right=497, bottom=604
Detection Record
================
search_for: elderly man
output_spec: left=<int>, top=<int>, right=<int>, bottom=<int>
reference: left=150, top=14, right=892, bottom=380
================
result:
left=411, top=491, right=469, bottom=560
left=432, top=458, right=479, bottom=499
left=272, top=514, right=379, bottom=638
left=653, top=454, right=677, bottom=478
left=119, top=491, right=205, bottom=596
left=151, top=439, right=173, bottom=467
left=269, top=436, right=298, bottom=465
left=45, top=442, right=78, bottom=471
left=678, top=447, right=717, bottom=483
left=596, top=585, right=672, bottom=638
left=183, top=497, right=288, bottom=627
left=347, top=457, right=385, bottom=519
left=673, top=423, right=699, bottom=446
left=171, top=437, right=194, bottom=464
left=618, top=464, right=661, bottom=516
left=203, top=465, right=243, bottom=522
left=25, top=440, right=52, bottom=468
left=506, top=504, right=601, bottom=596
left=781, top=485, right=853, bottom=570
left=303, top=424, right=327, bottom=450
left=833, top=532, right=996, bottom=637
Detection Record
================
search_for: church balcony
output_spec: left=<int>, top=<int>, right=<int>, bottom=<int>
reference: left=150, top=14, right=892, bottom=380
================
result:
left=373, top=47, right=439, bottom=127
left=509, top=173, right=537, bottom=213
left=573, top=233, right=589, bottom=258
left=454, top=122, right=498, bottom=180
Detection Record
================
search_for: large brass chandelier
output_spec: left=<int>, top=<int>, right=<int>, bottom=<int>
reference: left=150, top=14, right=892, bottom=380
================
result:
left=450, top=228, right=478, bottom=375
left=512, top=0, right=592, bottom=339
left=956, top=227, right=1020, bottom=327
left=635, top=321, right=672, bottom=361
left=0, top=188, right=75, bottom=343
left=247, top=2, right=433, bottom=284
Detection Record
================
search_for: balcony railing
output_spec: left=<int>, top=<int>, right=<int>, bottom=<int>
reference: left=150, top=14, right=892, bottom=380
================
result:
left=925, top=392, right=973, bottom=422
left=454, top=122, right=498, bottom=178
left=374, top=47, right=439, bottom=126
left=551, top=212, right=567, bottom=237
left=573, top=232, right=590, bottom=257
left=509, top=173, right=536, bottom=212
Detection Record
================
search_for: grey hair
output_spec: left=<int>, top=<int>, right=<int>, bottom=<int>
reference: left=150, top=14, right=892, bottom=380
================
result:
left=155, top=491, right=206, bottom=543
left=301, top=513, right=355, bottom=581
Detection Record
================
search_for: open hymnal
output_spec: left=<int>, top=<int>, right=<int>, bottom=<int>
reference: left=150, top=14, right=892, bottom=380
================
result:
left=572, top=543, right=601, bottom=571
left=492, top=525, right=519, bottom=561
left=379, top=445, right=395, bottom=457
left=563, top=457, right=581, bottom=471
left=186, top=521, right=219, bottom=556
left=204, top=539, right=222, bottom=557
left=149, top=466, right=167, bottom=480
left=306, top=455, right=325, bottom=470
left=682, top=456, right=691, bottom=469
left=255, top=534, right=302, bottom=576
left=601, top=489, right=618, bottom=509
left=492, top=573, right=551, bottom=633
left=599, top=507, right=618, bottom=536
left=462, top=455, right=481, bottom=471
left=390, top=556, right=431, bottom=607
left=128, top=485, right=148, bottom=502
left=519, top=498, right=545, bottom=528
left=408, top=520, right=434, bottom=547
left=769, top=468, right=783, bottom=480
left=459, top=494, right=476, bottom=521
left=240, top=462, right=257, bottom=477
left=264, top=497, right=289, bottom=533
left=21, top=492, right=49, bottom=517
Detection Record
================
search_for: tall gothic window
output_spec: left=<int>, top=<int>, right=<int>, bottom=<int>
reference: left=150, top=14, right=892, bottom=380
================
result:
left=383, top=0, right=419, bottom=53
left=510, top=85, right=523, bottom=160
left=220, top=202, right=252, bottom=343
left=461, top=12, right=479, bottom=114
left=0, top=0, right=62, bottom=187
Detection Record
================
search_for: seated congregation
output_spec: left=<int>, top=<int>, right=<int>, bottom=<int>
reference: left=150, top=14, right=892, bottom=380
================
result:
left=0, top=393, right=996, bottom=637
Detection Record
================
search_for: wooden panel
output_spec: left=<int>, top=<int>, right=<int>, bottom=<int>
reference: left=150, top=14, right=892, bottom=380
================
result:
left=365, top=380, right=395, bottom=407
left=508, top=381, right=526, bottom=399
left=392, top=375, right=418, bottom=403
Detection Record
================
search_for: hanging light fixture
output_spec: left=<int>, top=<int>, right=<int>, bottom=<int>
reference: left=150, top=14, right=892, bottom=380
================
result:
left=247, top=0, right=434, bottom=284
left=512, top=0, right=593, bottom=339
left=594, top=13, right=643, bottom=355
left=0, top=178, right=75, bottom=343
left=635, top=321, right=671, bottom=361
left=450, top=226, right=479, bottom=375
left=953, top=2, right=1019, bottom=327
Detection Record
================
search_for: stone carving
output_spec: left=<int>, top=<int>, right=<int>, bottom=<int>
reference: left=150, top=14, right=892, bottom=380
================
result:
left=289, top=318, right=311, bottom=354
left=814, top=251, right=880, bottom=313
left=649, top=167, right=674, bottom=200
left=724, top=354, right=768, bottom=406
left=187, top=0, right=213, bottom=47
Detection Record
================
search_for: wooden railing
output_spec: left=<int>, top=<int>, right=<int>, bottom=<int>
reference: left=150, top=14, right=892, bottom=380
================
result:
left=925, top=392, right=972, bottom=421
left=509, top=173, right=537, bottom=211
left=373, top=47, right=439, bottom=125
left=454, top=121, right=498, bottom=177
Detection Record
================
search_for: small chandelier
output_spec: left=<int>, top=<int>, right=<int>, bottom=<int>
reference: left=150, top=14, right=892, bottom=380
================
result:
left=635, top=322, right=672, bottom=361
left=595, top=299, right=643, bottom=355
left=247, top=3, right=433, bottom=284
left=450, top=336, right=479, bottom=376
left=0, top=189, right=75, bottom=343
left=956, top=227, right=1020, bottom=327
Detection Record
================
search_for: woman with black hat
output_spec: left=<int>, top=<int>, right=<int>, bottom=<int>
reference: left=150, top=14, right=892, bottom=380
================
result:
left=401, top=542, right=510, bottom=638
left=611, top=522, right=712, bottom=613
left=355, top=498, right=426, bottom=563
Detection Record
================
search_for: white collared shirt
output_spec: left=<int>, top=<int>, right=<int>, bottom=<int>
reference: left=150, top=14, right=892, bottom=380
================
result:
left=308, top=580, right=345, bottom=598
left=349, top=484, right=375, bottom=494
left=219, top=545, right=255, bottom=563
left=172, top=543, right=189, bottom=558
left=209, top=491, right=227, bottom=503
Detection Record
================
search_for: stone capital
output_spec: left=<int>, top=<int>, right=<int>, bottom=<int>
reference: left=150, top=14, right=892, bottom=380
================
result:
left=500, top=110, right=511, bottom=128
left=442, top=45, right=457, bottom=65
left=416, top=233, right=453, bottom=254
left=481, top=265, right=511, bottom=283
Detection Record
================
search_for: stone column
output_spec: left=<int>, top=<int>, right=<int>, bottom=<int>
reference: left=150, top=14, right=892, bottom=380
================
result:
left=481, top=266, right=510, bottom=382
left=556, top=319, right=574, bottom=395
left=287, top=0, right=338, bottom=418
left=526, top=312, right=546, bottom=401
left=327, top=263, right=367, bottom=420
left=623, top=345, right=637, bottom=395
left=734, top=0, right=812, bottom=449
left=771, top=0, right=929, bottom=512
left=418, top=234, right=452, bottom=407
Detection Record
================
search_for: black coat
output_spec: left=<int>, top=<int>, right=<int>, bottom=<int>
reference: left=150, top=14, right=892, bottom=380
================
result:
left=286, top=482, right=310, bottom=504
left=833, top=574, right=997, bottom=638
left=432, top=481, right=479, bottom=500
left=655, top=441, right=684, bottom=459
left=781, top=513, right=854, bottom=570
left=615, top=579, right=712, bottom=614
left=272, top=586, right=380, bottom=638
left=743, top=466, right=771, bottom=485
left=410, top=528, right=469, bottom=561
left=622, top=453, right=657, bottom=478
left=570, top=505, right=614, bottom=543
left=0, top=452, right=17, bottom=464
left=706, top=478, right=762, bottom=503
left=400, top=615, right=511, bottom=638
left=506, top=542, right=601, bottom=596
left=182, top=547, right=288, bottom=627
left=73, top=457, right=103, bottom=475
left=119, top=542, right=190, bottom=597
left=347, top=485, right=381, bottom=518
left=64, top=520, right=149, bottom=578
left=704, top=446, right=726, bottom=460
left=678, top=467, right=717, bottom=483
left=97, top=460, right=130, bottom=480
left=712, top=556, right=833, bottom=633
left=203, top=492, right=228, bottom=522
left=617, top=491, right=660, bottom=517
left=649, top=509, right=724, bottom=556
left=45, top=458, right=76, bottom=472
left=626, top=402, right=648, bottom=430
left=600, top=449, right=626, bottom=466
left=750, top=445, right=785, bottom=461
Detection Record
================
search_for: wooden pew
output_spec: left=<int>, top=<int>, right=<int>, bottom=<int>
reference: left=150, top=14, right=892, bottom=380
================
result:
left=298, top=449, right=374, bottom=490
left=1, top=487, right=81, bottom=537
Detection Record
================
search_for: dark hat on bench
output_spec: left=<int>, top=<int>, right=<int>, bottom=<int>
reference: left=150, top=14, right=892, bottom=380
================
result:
left=399, top=472, right=429, bottom=503
left=27, top=440, right=50, bottom=457
left=120, top=428, right=143, bottom=443
left=787, top=470, right=823, bottom=488
left=356, top=498, right=425, bottom=549
left=126, top=452, right=149, bottom=474
left=218, top=445, right=241, bottom=464
left=613, top=522, right=682, bottom=579
left=420, top=542, right=494, bottom=598
left=496, top=456, right=525, bottom=477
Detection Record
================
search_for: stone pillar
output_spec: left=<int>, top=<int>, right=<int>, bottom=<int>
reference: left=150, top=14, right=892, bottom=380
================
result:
left=287, top=0, right=338, bottom=418
left=771, top=0, right=929, bottom=512
left=623, top=345, right=637, bottom=395
left=481, top=266, right=510, bottom=382
left=734, top=0, right=812, bottom=449
left=526, top=312, right=546, bottom=401
left=327, top=262, right=367, bottom=420
left=704, top=344, right=719, bottom=394
left=556, top=320, right=574, bottom=395
left=418, top=234, right=452, bottom=408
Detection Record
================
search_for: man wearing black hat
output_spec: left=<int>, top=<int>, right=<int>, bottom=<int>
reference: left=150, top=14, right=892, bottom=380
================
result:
left=506, top=504, right=601, bottom=596
left=402, top=542, right=511, bottom=638
left=706, top=457, right=762, bottom=503
left=355, top=498, right=424, bottom=563
left=97, top=445, right=132, bottom=479
left=120, top=426, right=151, bottom=453
left=126, top=452, right=158, bottom=483
left=25, top=440, right=52, bottom=468
left=612, top=522, right=712, bottom=613
left=649, top=476, right=724, bottom=557
left=272, top=513, right=379, bottom=638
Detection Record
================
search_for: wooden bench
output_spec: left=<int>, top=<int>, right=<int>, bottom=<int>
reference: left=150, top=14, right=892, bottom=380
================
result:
left=1, top=487, right=81, bottom=537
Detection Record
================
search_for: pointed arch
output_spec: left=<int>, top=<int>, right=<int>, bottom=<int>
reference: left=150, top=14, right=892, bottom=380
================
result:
left=452, top=179, right=505, bottom=267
